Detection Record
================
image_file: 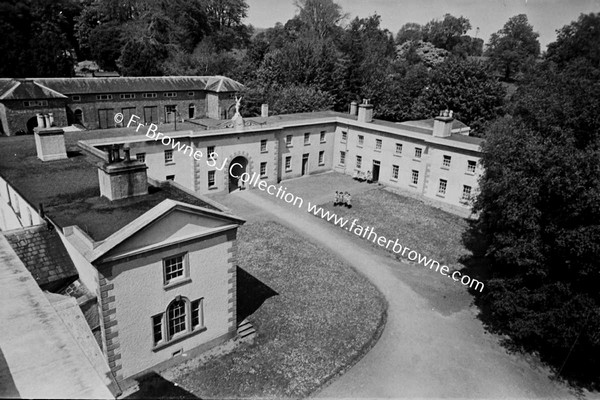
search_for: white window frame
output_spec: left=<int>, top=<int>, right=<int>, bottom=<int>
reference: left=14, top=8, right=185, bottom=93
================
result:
left=438, top=179, right=447, bottom=195
left=411, top=170, right=419, bottom=185
left=467, top=160, right=477, bottom=174
left=358, top=135, right=364, bottom=147
left=260, top=162, right=267, bottom=177
left=164, top=149, right=174, bottom=164
left=356, top=155, right=362, bottom=169
left=442, top=155, right=451, bottom=169
left=304, top=132, right=310, bottom=145
left=136, top=152, right=146, bottom=163
left=375, top=139, right=382, bottom=150
left=318, top=151, right=325, bottom=166
left=163, top=253, right=188, bottom=286
left=286, top=135, right=293, bottom=147
left=285, top=156, right=292, bottom=171
left=260, top=139, right=267, bottom=153
left=392, top=165, right=399, bottom=180
left=415, top=147, right=422, bottom=158
left=320, top=131, right=326, bottom=143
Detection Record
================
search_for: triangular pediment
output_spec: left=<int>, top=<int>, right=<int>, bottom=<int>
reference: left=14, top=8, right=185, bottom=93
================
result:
left=91, top=200, right=244, bottom=263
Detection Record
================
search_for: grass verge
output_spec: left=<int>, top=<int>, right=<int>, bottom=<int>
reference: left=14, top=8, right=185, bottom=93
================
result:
left=319, top=188, right=469, bottom=268
left=168, top=220, right=387, bottom=398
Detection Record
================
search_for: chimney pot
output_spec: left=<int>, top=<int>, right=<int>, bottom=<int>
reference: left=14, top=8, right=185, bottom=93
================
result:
left=36, top=113, right=45, bottom=128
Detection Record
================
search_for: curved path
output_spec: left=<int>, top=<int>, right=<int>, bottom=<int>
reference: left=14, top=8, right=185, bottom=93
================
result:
left=223, top=187, right=577, bottom=399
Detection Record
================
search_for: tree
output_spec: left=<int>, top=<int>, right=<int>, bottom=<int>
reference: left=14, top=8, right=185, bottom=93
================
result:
left=422, top=14, right=471, bottom=52
left=485, top=14, right=540, bottom=80
left=0, top=0, right=79, bottom=77
left=547, top=12, right=600, bottom=69
left=294, top=0, right=346, bottom=39
left=410, top=58, right=505, bottom=134
left=396, top=22, right=423, bottom=45
left=471, top=54, right=600, bottom=386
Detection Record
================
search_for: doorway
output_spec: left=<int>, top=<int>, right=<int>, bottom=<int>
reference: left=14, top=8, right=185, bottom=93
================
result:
left=302, top=154, right=309, bottom=176
left=229, top=156, right=248, bottom=192
left=372, top=160, right=380, bottom=182
left=98, top=109, right=113, bottom=129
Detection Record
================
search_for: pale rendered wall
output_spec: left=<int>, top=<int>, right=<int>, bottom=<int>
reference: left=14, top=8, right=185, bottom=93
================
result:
left=101, top=230, right=235, bottom=380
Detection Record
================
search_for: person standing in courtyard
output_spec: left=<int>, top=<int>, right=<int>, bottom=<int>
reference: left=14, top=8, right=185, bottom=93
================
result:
left=346, top=192, right=352, bottom=208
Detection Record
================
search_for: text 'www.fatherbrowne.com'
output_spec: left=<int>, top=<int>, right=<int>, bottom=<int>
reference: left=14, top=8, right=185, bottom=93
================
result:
left=305, top=203, right=485, bottom=292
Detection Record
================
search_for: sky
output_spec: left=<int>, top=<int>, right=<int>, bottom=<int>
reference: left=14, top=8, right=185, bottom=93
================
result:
left=245, top=0, right=600, bottom=50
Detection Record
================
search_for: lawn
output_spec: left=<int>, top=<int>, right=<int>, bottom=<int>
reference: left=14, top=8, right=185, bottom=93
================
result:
left=166, top=220, right=387, bottom=398
left=320, top=188, right=469, bottom=268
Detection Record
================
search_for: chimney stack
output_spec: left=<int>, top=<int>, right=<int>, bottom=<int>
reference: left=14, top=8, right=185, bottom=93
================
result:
left=36, top=113, right=45, bottom=128
left=433, top=109, right=454, bottom=138
left=98, top=147, right=148, bottom=201
left=350, top=101, right=358, bottom=115
left=357, top=99, right=373, bottom=123
left=261, top=104, right=269, bottom=118
left=34, top=127, right=67, bottom=161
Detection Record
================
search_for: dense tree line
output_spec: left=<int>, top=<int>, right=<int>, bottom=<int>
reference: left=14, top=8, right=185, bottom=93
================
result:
left=472, top=13, right=600, bottom=388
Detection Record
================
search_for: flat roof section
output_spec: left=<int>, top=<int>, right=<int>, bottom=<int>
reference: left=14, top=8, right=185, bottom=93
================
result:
left=0, top=132, right=220, bottom=243
left=0, top=234, right=114, bottom=399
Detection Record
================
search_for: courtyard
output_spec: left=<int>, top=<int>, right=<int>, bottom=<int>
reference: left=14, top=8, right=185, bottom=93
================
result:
left=138, top=172, right=578, bottom=398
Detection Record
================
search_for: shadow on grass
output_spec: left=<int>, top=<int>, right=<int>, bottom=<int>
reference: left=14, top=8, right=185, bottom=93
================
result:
left=236, top=266, right=278, bottom=324
left=125, top=372, right=199, bottom=399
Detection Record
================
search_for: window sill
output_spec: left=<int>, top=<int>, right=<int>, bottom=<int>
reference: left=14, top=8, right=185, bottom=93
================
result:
left=260, top=175, right=268, bottom=179
left=163, top=277, right=192, bottom=290
left=436, top=193, right=446, bottom=198
left=409, top=183, right=418, bottom=188
left=413, top=158, right=421, bottom=162
left=441, top=166, right=450, bottom=170
left=260, top=150, right=268, bottom=154
left=394, top=153, right=402, bottom=157
left=465, top=171, right=475, bottom=176
left=375, top=149, right=382, bottom=152
left=357, top=145, right=363, bottom=148
left=208, top=186, right=219, bottom=191
left=152, top=326, right=207, bottom=352
left=286, top=144, right=293, bottom=148
left=304, top=143, right=311, bottom=146
left=165, top=162, right=176, bottom=166
left=390, top=178, right=398, bottom=182
left=285, top=169, right=292, bottom=173
left=320, top=140, right=326, bottom=144
left=318, top=163, right=325, bottom=167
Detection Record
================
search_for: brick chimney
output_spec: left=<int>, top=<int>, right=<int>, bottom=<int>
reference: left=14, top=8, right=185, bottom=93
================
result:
left=357, top=99, right=373, bottom=123
left=98, top=145, right=148, bottom=201
left=433, top=109, right=454, bottom=138
left=349, top=101, right=358, bottom=115
left=261, top=104, right=269, bottom=118
left=34, top=127, right=67, bottom=161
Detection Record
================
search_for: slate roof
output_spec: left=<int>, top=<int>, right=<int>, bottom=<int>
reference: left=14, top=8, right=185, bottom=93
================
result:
left=34, top=76, right=244, bottom=95
left=4, top=225, right=78, bottom=291
left=0, top=79, right=68, bottom=100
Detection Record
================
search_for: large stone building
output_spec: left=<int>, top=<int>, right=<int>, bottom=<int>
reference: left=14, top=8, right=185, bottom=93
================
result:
left=0, top=127, right=246, bottom=394
left=0, top=77, right=483, bottom=396
left=0, top=76, right=243, bottom=135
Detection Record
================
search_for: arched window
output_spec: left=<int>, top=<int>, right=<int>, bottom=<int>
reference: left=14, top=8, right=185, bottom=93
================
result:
left=74, top=108, right=84, bottom=124
left=152, top=296, right=205, bottom=347
left=167, top=298, right=187, bottom=337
